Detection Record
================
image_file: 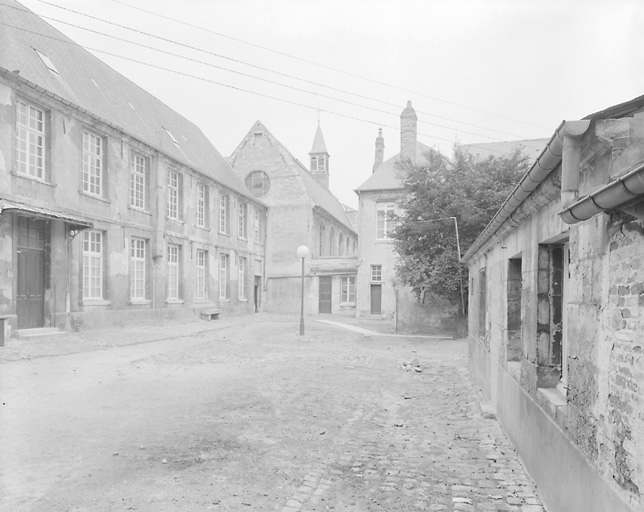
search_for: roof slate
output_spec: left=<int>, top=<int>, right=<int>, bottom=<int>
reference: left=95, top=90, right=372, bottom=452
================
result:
left=355, top=141, right=433, bottom=192
left=0, top=0, right=250, bottom=197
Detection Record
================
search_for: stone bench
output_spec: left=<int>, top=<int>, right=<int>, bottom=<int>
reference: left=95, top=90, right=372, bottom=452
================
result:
left=200, top=308, right=222, bottom=321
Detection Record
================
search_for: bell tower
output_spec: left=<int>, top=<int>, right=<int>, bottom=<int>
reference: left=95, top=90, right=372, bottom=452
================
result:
left=309, top=122, right=330, bottom=189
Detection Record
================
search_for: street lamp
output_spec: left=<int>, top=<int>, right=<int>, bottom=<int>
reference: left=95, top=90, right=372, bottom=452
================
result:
left=297, top=245, right=310, bottom=335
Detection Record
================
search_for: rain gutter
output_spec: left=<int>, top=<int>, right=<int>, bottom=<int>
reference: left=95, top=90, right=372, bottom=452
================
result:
left=559, top=160, right=644, bottom=224
left=462, top=121, right=566, bottom=261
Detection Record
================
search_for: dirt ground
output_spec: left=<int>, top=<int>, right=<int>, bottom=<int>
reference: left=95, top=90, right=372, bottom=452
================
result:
left=0, top=315, right=545, bottom=512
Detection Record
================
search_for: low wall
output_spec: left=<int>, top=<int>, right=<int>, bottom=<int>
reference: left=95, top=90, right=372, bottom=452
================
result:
left=468, top=336, right=634, bottom=512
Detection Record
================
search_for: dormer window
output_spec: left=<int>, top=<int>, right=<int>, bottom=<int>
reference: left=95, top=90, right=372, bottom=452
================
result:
left=164, top=127, right=179, bottom=146
left=33, top=48, right=59, bottom=75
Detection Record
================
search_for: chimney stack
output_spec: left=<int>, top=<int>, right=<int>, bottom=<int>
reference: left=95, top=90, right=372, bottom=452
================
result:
left=373, top=128, right=384, bottom=172
left=400, top=100, right=417, bottom=164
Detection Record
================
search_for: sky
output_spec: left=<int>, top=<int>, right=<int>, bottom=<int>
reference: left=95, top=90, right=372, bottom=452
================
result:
left=16, top=0, right=644, bottom=209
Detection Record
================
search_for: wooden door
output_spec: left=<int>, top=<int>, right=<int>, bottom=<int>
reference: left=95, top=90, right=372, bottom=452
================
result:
left=16, top=217, right=47, bottom=329
left=370, top=284, right=382, bottom=315
left=318, top=276, right=332, bottom=314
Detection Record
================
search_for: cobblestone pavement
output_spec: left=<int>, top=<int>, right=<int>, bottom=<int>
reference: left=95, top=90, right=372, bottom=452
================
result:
left=0, top=315, right=546, bottom=511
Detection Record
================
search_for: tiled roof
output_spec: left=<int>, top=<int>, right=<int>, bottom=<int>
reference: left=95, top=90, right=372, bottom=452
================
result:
left=458, top=139, right=549, bottom=160
left=355, top=141, right=433, bottom=192
left=0, top=0, right=250, bottom=197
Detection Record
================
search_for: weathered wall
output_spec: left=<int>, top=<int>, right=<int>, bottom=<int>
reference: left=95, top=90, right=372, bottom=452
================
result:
left=466, top=116, right=644, bottom=510
left=0, top=78, right=265, bottom=333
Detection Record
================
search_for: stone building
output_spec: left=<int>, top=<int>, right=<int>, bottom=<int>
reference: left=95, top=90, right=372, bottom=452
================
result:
left=228, top=121, right=358, bottom=315
left=0, top=1, right=266, bottom=335
left=355, top=102, right=457, bottom=331
left=463, top=95, right=644, bottom=512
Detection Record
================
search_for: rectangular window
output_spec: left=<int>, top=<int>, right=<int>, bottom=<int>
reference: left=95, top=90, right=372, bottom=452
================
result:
left=82, top=230, right=103, bottom=299
left=219, top=253, right=230, bottom=300
left=129, top=152, right=148, bottom=210
left=167, top=244, right=180, bottom=300
left=130, top=237, right=147, bottom=300
left=196, top=182, right=207, bottom=228
left=341, top=276, right=356, bottom=303
left=478, top=268, right=487, bottom=341
left=239, top=256, right=247, bottom=300
left=507, top=258, right=522, bottom=362
left=82, top=131, right=103, bottom=196
left=238, top=202, right=247, bottom=239
left=254, top=208, right=262, bottom=243
left=167, top=169, right=180, bottom=219
left=16, top=99, right=45, bottom=179
left=371, top=265, right=382, bottom=282
left=537, top=243, right=569, bottom=390
left=219, top=194, right=229, bottom=234
left=376, top=203, right=396, bottom=239
left=195, top=249, right=208, bottom=300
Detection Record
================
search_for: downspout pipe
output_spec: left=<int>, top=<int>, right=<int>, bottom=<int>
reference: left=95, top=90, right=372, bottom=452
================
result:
left=560, top=120, right=592, bottom=209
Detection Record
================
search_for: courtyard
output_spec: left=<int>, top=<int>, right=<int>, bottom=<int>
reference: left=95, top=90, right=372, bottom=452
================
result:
left=0, top=315, right=545, bottom=511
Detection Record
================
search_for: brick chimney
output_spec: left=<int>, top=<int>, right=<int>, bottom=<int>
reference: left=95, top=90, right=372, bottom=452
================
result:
left=400, top=101, right=417, bottom=164
left=373, top=128, right=384, bottom=172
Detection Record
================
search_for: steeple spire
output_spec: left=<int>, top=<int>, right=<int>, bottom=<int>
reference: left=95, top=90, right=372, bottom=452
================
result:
left=309, top=122, right=330, bottom=189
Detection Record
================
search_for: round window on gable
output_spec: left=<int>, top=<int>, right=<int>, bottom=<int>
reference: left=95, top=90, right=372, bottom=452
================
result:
left=245, top=171, right=271, bottom=198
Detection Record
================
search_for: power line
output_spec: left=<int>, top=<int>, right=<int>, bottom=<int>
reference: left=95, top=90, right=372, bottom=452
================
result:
left=0, top=18, right=517, bottom=155
left=30, top=13, right=512, bottom=143
left=109, top=0, right=550, bottom=131
left=25, top=0, right=540, bottom=140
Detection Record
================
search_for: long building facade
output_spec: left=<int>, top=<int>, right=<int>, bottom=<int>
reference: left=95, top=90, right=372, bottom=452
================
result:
left=0, top=1, right=266, bottom=335
left=464, top=96, right=644, bottom=512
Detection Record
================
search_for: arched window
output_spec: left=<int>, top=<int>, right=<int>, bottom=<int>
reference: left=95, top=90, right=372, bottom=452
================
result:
left=338, top=233, right=344, bottom=256
left=329, top=228, right=335, bottom=256
left=346, top=237, right=350, bottom=256
left=319, top=224, right=326, bottom=257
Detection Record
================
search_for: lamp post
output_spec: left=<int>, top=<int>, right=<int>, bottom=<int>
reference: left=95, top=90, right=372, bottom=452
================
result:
left=297, top=245, right=310, bottom=335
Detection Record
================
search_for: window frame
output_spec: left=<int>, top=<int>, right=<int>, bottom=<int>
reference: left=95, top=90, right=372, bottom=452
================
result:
left=129, top=151, right=149, bottom=211
left=238, top=201, right=248, bottom=240
left=81, top=129, right=105, bottom=198
left=195, top=248, right=208, bottom=301
left=130, top=237, right=148, bottom=301
left=376, top=202, right=396, bottom=240
left=15, top=98, right=47, bottom=181
left=219, top=253, right=230, bottom=300
left=219, top=193, right=229, bottom=234
left=196, top=182, right=208, bottom=228
left=238, top=256, right=247, bottom=301
left=82, top=229, right=105, bottom=300
left=371, top=265, right=382, bottom=282
left=253, top=208, right=263, bottom=244
left=167, top=243, right=180, bottom=300
left=340, top=276, right=356, bottom=304
left=166, top=169, right=181, bottom=220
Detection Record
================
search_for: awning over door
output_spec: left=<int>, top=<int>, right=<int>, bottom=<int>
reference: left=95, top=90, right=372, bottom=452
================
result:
left=0, top=199, right=93, bottom=230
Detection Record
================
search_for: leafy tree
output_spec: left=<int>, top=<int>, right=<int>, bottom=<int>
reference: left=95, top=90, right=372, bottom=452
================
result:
left=393, top=145, right=530, bottom=311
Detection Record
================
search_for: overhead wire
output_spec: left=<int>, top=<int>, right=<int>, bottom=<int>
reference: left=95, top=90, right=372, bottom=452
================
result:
left=26, top=0, right=540, bottom=140
left=27, top=13, right=511, bottom=143
left=108, top=0, right=550, bottom=131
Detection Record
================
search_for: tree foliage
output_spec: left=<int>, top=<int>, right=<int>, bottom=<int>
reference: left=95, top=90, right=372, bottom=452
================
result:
left=393, top=145, right=531, bottom=309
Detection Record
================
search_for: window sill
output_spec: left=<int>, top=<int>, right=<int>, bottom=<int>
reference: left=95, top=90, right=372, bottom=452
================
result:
left=11, top=171, right=56, bottom=187
left=128, top=299, right=151, bottom=306
left=219, top=298, right=230, bottom=303
left=537, top=386, right=567, bottom=408
left=165, top=298, right=185, bottom=305
left=128, top=205, right=152, bottom=216
left=79, top=190, right=110, bottom=204
left=79, top=299, right=111, bottom=307
left=195, top=225, right=210, bottom=232
left=166, top=217, right=184, bottom=224
left=239, top=298, right=248, bottom=302
left=340, top=302, right=356, bottom=306
left=219, top=231, right=230, bottom=236
left=194, top=298, right=210, bottom=304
